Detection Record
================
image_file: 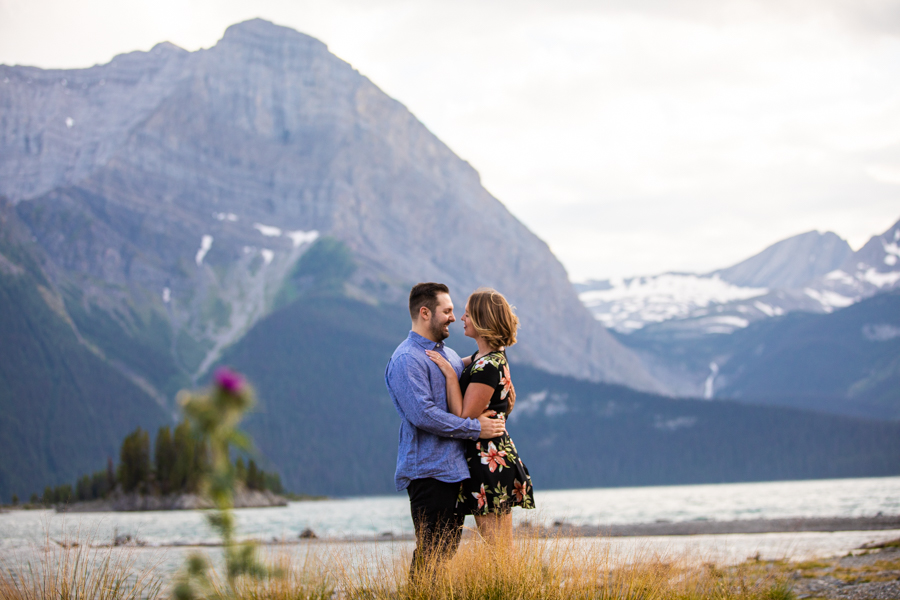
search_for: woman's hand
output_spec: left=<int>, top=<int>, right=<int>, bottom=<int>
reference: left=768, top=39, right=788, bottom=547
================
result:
left=425, top=350, right=457, bottom=378
left=507, top=382, right=516, bottom=415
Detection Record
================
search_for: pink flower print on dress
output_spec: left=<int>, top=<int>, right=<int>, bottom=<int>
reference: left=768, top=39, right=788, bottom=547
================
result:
left=472, top=484, right=487, bottom=510
left=479, top=441, right=508, bottom=473
left=499, top=364, right=512, bottom=400
left=513, top=479, right=527, bottom=502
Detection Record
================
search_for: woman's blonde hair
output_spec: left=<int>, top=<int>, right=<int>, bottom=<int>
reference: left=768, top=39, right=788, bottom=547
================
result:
left=467, top=288, right=518, bottom=349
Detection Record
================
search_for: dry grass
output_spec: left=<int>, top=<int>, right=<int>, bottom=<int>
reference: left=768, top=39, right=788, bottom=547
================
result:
left=387, top=531, right=793, bottom=600
left=1, top=529, right=796, bottom=600
left=0, top=534, right=164, bottom=600
left=230, top=528, right=793, bottom=600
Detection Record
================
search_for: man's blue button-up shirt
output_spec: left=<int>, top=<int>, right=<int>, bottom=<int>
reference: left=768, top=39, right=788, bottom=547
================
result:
left=385, top=331, right=481, bottom=491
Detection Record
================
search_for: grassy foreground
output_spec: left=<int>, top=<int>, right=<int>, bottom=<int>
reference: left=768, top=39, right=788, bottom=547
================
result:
left=0, top=530, right=795, bottom=600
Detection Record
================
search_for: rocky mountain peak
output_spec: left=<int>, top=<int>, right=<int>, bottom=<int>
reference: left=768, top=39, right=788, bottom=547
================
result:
left=714, top=230, right=852, bottom=290
left=149, top=41, right=188, bottom=56
left=220, top=18, right=328, bottom=53
left=812, top=216, right=900, bottom=302
left=1, top=22, right=666, bottom=395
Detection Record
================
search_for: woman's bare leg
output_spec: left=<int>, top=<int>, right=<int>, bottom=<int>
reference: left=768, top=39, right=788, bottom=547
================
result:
left=474, top=512, right=513, bottom=546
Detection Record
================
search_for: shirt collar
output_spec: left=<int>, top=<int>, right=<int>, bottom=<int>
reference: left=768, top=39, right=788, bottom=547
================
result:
left=409, top=330, right=444, bottom=351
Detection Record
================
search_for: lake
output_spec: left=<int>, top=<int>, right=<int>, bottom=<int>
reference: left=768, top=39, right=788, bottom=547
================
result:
left=1, top=476, right=898, bottom=551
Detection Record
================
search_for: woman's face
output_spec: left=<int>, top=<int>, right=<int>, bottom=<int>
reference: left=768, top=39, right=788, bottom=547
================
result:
left=462, top=301, right=477, bottom=339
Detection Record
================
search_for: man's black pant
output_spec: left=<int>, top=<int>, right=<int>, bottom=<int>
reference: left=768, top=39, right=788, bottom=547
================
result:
left=407, top=477, right=465, bottom=580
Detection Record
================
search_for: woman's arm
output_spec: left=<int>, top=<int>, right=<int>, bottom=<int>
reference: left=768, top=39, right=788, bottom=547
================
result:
left=460, top=383, right=494, bottom=419
left=425, top=352, right=499, bottom=420
left=425, top=350, right=465, bottom=417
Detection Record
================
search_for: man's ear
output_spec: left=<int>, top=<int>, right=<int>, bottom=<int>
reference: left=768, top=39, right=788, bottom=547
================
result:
left=419, top=305, right=431, bottom=321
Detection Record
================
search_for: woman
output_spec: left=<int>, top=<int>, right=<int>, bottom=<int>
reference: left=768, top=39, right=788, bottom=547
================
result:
left=426, top=287, right=535, bottom=542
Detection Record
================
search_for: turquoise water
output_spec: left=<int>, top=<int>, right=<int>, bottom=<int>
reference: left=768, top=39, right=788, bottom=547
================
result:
left=1, top=476, right=898, bottom=549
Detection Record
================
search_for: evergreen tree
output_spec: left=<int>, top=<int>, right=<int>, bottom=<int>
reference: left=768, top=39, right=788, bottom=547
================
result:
left=29, top=493, right=38, bottom=505
left=11, top=494, right=18, bottom=506
left=107, top=456, right=116, bottom=491
left=246, top=459, right=261, bottom=491
left=76, top=474, right=92, bottom=501
left=118, top=427, right=151, bottom=493
left=234, top=456, right=247, bottom=487
left=155, top=425, right=176, bottom=495
left=91, top=470, right=111, bottom=499
left=54, top=484, right=73, bottom=504
left=264, top=473, right=283, bottom=495
left=192, top=440, right=210, bottom=492
left=172, top=421, right=196, bottom=493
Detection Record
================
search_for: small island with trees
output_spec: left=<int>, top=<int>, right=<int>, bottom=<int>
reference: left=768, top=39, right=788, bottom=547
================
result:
left=28, top=421, right=292, bottom=512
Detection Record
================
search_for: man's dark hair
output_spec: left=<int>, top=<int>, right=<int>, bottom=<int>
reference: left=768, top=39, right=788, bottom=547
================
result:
left=409, top=282, right=450, bottom=320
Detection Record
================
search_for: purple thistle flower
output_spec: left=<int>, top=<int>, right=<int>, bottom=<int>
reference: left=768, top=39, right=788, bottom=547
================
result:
left=214, top=367, right=244, bottom=394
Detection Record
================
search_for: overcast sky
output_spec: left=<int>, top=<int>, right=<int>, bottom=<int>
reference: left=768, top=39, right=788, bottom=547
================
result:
left=2, top=0, right=899, bottom=280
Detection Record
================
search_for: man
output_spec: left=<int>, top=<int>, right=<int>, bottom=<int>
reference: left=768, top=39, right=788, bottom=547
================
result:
left=385, top=282, right=506, bottom=577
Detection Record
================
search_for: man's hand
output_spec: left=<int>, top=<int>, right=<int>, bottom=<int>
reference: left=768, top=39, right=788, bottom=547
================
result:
left=477, top=411, right=506, bottom=439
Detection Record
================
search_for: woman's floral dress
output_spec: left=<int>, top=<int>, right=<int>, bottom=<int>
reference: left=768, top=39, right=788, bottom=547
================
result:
left=458, top=350, right=535, bottom=516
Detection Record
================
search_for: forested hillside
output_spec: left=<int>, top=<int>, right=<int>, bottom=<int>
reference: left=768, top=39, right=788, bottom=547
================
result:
left=621, top=290, right=900, bottom=419
left=217, top=293, right=900, bottom=496
left=0, top=201, right=169, bottom=500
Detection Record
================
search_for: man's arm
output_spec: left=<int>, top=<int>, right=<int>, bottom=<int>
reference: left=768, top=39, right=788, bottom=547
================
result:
left=388, top=353, right=482, bottom=440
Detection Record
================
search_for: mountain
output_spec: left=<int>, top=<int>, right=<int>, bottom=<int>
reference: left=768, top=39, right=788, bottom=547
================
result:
left=509, top=366, right=900, bottom=489
left=2, top=219, right=898, bottom=499
left=714, top=230, right=853, bottom=289
left=0, top=199, right=170, bottom=499
left=811, top=219, right=900, bottom=304
left=578, top=223, right=900, bottom=409
left=619, top=290, right=900, bottom=418
left=218, top=293, right=900, bottom=496
left=577, top=272, right=773, bottom=334
left=0, top=19, right=671, bottom=500
left=3, top=18, right=896, bottom=503
left=578, top=223, right=899, bottom=336
left=0, top=19, right=660, bottom=393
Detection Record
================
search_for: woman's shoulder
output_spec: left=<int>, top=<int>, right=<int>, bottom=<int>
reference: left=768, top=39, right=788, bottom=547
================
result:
left=471, top=350, right=506, bottom=373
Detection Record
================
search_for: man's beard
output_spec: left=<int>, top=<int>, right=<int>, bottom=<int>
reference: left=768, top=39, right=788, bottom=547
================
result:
left=429, top=319, right=449, bottom=341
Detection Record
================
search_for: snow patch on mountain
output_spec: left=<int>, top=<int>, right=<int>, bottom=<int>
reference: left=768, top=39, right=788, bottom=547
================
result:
left=286, top=229, right=319, bottom=248
left=253, top=223, right=282, bottom=237
left=753, top=301, right=783, bottom=317
left=653, top=415, right=697, bottom=431
left=578, top=274, right=767, bottom=332
left=860, top=268, right=900, bottom=288
left=578, top=221, right=900, bottom=336
left=803, top=288, right=854, bottom=310
left=862, top=323, right=900, bottom=342
left=195, top=235, right=213, bottom=266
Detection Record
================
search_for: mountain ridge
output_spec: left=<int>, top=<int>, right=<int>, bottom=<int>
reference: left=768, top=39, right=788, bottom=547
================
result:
left=578, top=221, right=900, bottom=336
left=713, top=230, right=852, bottom=289
left=219, top=293, right=900, bottom=496
left=1, top=18, right=663, bottom=392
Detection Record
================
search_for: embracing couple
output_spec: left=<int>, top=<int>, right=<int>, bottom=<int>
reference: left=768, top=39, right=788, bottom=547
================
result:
left=384, top=282, right=535, bottom=576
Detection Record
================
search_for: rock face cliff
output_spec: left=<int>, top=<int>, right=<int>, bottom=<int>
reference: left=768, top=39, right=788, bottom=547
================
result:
left=0, top=19, right=663, bottom=394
